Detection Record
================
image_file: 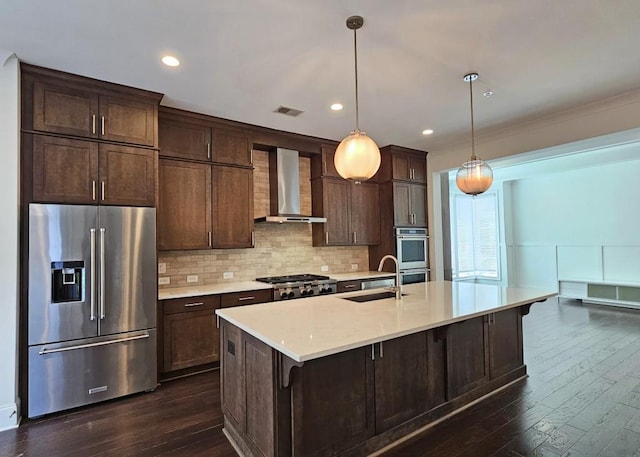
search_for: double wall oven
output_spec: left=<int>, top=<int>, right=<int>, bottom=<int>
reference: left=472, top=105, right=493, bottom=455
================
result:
left=395, top=227, right=429, bottom=284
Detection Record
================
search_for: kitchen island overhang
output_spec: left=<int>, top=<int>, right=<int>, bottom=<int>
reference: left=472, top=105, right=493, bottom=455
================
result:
left=216, top=281, right=556, bottom=457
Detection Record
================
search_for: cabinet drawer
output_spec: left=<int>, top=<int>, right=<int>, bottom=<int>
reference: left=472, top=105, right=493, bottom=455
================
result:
left=162, top=295, right=220, bottom=315
left=337, top=280, right=362, bottom=293
left=221, top=289, right=272, bottom=308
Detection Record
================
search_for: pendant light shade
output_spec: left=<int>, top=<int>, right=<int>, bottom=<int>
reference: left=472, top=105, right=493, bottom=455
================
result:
left=334, top=15, right=380, bottom=183
left=456, top=73, right=493, bottom=196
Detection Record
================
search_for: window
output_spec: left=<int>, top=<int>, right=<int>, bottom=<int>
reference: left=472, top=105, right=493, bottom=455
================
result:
left=451, top=192, right=499, bottom=280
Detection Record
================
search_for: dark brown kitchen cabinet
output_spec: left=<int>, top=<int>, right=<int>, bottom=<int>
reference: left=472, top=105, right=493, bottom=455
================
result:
left=446, top=316, right=490, bottom=399
left=158, top=159, right=254, bottom=250
left=212, top=166, right=254, bottom=248
left=31, top=134, right=155, bottom=206
left=159, top=117, right=211, bottom=161
left=158, top=159, right=212, bottom=250
left=392, top=181, right=426, bottom=227
left=376, top=146, right=427, bottom=184
left=158, top=108, right=253, bottom=167
left=488, top=308, right=523, bottom=379
left=161, top=295, right=221, bottom=373
left=30, top=77, right=157, bottom=147
left=311, top=177, right=380, bottom=246
left=337, top=280, right=361, bottom=293
left=446, top=308, right=524, bottom=399
left=310, top=144, right=340, bottom=178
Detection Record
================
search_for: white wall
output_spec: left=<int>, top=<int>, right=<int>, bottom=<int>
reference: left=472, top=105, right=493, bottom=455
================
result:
left=508, top=156, right=640, bottom=288
left=0, top=52, right=20, bottom=430
left=427, top=87, right=640, bottom=281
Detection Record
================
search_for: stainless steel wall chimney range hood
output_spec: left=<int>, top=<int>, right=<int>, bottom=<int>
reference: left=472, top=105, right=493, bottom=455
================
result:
left=255, top=148, right=326, bottom=223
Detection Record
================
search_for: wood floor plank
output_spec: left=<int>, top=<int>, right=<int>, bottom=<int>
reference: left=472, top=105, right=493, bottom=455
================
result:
left=597, top=428, right=640, bottom=457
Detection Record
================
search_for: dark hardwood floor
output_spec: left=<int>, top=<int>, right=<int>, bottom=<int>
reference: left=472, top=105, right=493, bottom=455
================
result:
left=2, top=298, right=640, bottom=457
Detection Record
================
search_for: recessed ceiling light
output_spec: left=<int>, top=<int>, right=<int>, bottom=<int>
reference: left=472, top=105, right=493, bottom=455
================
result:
left=161, top=55, right=180, bottom=67
left=483, top=90, right=494, bottom=97
left=422, top=129, right=434, bottom=135
left=331, top=103, right=343, bottom=111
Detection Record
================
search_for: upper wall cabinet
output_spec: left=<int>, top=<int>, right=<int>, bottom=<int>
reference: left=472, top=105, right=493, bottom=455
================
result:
left=376, top=146, right=427, bottom=184
left=310, top=144, right=340, bottom=178
left=23, top=65, right=161, bottom=148
left=159, top=108, right=253, bottom=167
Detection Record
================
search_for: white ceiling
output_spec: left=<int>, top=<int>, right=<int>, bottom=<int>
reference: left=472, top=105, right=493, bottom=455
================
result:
left=1, top=0, right=640, bottom=151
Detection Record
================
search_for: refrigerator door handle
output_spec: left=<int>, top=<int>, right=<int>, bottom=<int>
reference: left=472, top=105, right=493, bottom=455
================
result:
left=100, top=227, right=106, bottom=319
left=90, top=228, right=97, bottom=321
left=38, top=332, right=150, bottom=355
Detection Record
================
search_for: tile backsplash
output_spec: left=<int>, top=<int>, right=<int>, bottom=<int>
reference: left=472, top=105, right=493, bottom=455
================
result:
left=158, top=150, right=369, bottom=288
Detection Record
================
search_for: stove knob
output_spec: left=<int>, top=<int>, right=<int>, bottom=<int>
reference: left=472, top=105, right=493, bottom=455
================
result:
left=280, top=292, right=288, bottom=300
left=319, top=288, right=326, bottom=294
left=288, top=291, right=296, bottom=298
left=301, top=289, right=308, bottom=296
left=307, top=289, right=314, bottom=295
left=325, top=286, right=333, bottom=293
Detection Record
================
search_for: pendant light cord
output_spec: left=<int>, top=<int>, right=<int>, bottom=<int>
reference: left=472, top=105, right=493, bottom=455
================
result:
left=469, top=77, right=476, bottom=161
left=353, top=27, right=360, bottom=132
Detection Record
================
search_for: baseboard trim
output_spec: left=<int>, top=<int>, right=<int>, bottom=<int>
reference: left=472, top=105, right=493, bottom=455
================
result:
left=0, top=401, right=20, bottom=431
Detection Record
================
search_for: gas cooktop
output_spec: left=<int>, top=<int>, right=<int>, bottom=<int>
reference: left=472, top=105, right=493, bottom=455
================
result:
left=255, top=274, right=337, bottom=300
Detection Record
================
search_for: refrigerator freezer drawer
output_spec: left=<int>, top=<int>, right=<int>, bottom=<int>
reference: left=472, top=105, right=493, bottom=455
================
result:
left=27, top=329, right=157, bottom=418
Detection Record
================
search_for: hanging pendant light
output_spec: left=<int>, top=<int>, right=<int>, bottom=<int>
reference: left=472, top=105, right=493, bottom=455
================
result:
left=334, top=15, right=381, bottom=183
left=456, top=73, right=493, bottom=195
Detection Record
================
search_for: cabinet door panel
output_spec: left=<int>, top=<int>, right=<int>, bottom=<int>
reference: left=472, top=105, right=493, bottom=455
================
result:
left=321, top=145, right=339, bottom=177
left=99, top=144, right=155, bottom=206
left=159, top=119, right=211, bottom=161
left=158, top=160, right=212, bottom=250
left=212, top=166, right=254, bottom=248
left=489, top=308, right=523, bottom=379
left=392, top=182, right=411, bottom=227
left=391, top=154, right=410, bottom=181
left=351, top=181, right=380, bottom=245
left=375, top=332, right=429, bottom=433
left=163, top=308, right=219, bottom=372
left=411, top=184, right=427, bottom=227
left=410, top=156, right=427, bottom=183
left=32, top=135, right=99, bottom=204
left=99, top=95, right=155, bottom=146
left=322, top=179, right=352, bottom=245
left=212, top=129, right=252, bottom=166
left=446, top=316, right=489, bottom=399
left=291, top=346, right=375, bottom=457
left=33, top=81, right=98, bottom=138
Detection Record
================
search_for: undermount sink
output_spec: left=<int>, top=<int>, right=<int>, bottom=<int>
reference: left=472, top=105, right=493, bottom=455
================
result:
left=342, top=291, right=406, bottom=302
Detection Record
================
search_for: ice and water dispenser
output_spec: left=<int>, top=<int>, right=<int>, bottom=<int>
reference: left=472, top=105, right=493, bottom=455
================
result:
left=50, top=261, right=85, bottom=303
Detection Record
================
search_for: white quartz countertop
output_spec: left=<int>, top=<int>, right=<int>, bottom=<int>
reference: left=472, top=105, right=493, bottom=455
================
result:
left=158, top=281, right=272, bottom=300
left=328, top=271, right=396, bottom=281
left=216, top=281, right=556, bottom=363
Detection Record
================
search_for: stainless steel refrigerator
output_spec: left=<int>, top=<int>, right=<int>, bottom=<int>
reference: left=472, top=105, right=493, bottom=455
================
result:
left=27, top=203, right=157, bottom=418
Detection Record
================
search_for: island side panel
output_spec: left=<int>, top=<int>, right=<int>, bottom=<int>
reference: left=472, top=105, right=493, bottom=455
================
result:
left=291, top=345, right=376, bottom=457
left=488, top=307, right=524, bottom=379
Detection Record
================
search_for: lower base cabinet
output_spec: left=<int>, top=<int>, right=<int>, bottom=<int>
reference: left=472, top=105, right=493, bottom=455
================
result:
left=160, top=295, right=221, bottom=373
left=219, top=306, right=526, bottom=457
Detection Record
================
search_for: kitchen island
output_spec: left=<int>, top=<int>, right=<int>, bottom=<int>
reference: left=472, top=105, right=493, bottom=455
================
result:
left=215, top=281, right=556, bottom=457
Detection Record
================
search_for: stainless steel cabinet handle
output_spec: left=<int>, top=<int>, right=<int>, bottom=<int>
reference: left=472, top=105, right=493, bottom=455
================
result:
left=184, top=302, right=204, bottom=307
left=99, top=228, right=106, bottom=319
left=353, top=231, right=357, bottom=244
left=101, top=116, right=105, bottom=136
left=380, top=341, right=384, bottom=358
left=207, top=143, right=211, bottom=159
left=371, top=344, right=375, bottom=360
left=251, top=231, right=255, bottom=247
left=325, top=232, right=329, bottom=245
left=324, top=159, right=327, bottom=174
left=344, top=284, right=357, bottom=289
left=238, top=296, right=255, bottom=301
left=92, top=180, right=96, bottom=201
left=250, top=149, right=253, bottom=165
left=208, top=231, right=212, bottom=247
left=216, top=315, right=220, bottom=329
left=38, top=332, right=149, bottom=355
left=92, top=115, right=96, bottom=135
left=101, top=181, right=105, bottom=201
left=90, top=228, right=96, bottom=321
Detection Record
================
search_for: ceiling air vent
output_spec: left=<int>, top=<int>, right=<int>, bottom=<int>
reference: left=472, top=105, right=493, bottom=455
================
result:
left=274, top=106, right=304, bottom=117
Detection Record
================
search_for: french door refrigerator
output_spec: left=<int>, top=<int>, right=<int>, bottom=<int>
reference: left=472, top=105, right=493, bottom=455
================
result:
left=27, top=203, right=157, bottom=418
